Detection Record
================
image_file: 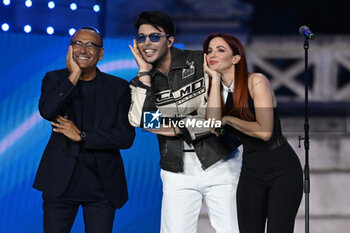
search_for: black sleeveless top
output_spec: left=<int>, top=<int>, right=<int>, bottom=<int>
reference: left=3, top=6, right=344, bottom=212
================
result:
left=233, top=93, right=287, bottom=154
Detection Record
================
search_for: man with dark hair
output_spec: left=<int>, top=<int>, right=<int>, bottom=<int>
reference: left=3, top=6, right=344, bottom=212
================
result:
left=128, top=11, right=241, bottom=233
left=33, top=27, right=135, bottom=233
left=134, top=11, right=175, bottom=37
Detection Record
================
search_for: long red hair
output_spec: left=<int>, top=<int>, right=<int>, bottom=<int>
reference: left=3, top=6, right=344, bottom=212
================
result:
left=203, top=33, right=254, bottom=121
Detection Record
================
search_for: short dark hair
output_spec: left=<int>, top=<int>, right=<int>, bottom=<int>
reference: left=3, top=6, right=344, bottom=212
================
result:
left=134, top=11, right=175, bottom=37
left=70, top=26, right=103, bottom=47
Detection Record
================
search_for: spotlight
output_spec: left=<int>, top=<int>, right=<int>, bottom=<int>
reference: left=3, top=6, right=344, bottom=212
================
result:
left=46, top=26, right=54, bottom=35
left=24, top=25, right=32, bottom=33
left=48, top=1, right=55, bottom=9
left=93, top=4, right=100, bottom=12
left=25, top=0, right=32, bottom=7
left=3, top=0, right=10, bottom=6
left=1, top=23, right=9, bottom=32
left=70, top=3, right=77, bottom=11
left=69, top=28, right=76, bottom=36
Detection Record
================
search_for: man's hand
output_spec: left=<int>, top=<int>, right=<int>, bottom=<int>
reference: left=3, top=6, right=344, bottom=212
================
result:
left=129, top=39, right=153, bottom=72
left=145, top=126, right=183, bottom=137
left=51, top=116, right=82, bottom=141
left=129, top=39, right=153, bottom=86
left=65, top=45, right=82, bottom=85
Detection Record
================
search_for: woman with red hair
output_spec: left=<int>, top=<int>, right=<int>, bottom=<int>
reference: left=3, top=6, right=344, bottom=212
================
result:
left=203, top=33, right=303, bottom=233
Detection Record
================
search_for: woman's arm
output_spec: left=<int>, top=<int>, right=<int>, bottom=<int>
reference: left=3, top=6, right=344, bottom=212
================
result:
left=223, top=73, right=275, bottom=141
left=204, top=54, right=222, bottom=122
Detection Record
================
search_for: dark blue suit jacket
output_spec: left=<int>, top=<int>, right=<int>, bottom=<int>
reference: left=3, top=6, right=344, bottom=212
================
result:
left=33, top=68, right=135, bottom=208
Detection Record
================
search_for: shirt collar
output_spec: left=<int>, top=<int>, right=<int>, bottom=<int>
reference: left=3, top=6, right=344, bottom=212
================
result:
left=222, top=81, right=234, bottom=93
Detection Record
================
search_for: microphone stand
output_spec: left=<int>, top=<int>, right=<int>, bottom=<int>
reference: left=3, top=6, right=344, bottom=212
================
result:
left=298, top=38, right=311, bottom=233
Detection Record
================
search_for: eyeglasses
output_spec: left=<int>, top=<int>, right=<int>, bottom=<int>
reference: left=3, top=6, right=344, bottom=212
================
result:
left=135, top=33, right=169, bottom=43
left=71, top=41, right=102, bottom=50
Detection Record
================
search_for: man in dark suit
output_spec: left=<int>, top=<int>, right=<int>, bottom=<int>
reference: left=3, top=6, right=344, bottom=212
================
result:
left=33, top=27, right=135, bottom=233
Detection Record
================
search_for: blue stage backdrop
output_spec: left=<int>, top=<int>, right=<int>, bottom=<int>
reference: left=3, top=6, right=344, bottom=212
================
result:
left=0, top=32, right=184, bottom=233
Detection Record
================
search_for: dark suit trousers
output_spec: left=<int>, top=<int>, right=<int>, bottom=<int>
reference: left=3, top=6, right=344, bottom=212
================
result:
left=42, top=195, right=116, bottom=233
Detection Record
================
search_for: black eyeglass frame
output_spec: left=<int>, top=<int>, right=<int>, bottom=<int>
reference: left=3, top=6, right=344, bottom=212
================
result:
left=70, top=40, right=103, bottom=49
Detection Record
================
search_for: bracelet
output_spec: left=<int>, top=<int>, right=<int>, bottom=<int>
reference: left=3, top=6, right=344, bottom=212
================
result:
left=137, top=71, right=152, bottom=77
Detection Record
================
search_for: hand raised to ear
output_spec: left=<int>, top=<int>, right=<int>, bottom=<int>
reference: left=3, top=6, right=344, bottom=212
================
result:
left=128, top=39, right=152, bottom=72
left=66, top=46, right=82, bottom=85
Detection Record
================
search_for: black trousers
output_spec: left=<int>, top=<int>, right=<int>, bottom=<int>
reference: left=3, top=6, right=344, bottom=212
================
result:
left=42, top=195, right=116, bottom=233
left=236, top=144, right=303, bottom=233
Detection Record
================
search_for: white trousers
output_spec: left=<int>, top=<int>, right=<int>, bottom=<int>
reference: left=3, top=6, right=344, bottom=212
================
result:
left=160, top=150, right=241, bottom=233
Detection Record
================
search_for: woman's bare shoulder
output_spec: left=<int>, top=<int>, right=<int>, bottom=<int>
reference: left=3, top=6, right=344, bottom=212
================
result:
left=248, top=73, right=270, bottom=91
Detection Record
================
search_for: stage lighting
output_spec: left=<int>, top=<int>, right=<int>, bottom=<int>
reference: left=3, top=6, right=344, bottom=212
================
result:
left=70, top=2, right=77, bottom=11
left=69, top=28, right=76, bottom=36
left=24, top=25, right=32, bottom=33
left=3, top=0, right=10, bottom=6
left=93, top=4, right=100, bottom=12
left=46, top=26, right=54, bottom=35
left=48, top=1, right=55, bottom=9
left=25, top=0, right=32, bottom=7
left=1, top=23, right=9, bottom=32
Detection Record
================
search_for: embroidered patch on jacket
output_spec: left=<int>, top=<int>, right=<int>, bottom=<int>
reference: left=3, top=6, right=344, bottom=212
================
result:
left=182, top=61, right=195, bottom=79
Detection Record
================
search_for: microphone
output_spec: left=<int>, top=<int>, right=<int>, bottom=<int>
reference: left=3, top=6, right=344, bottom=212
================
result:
left=299, top=26, right=315, bottom=40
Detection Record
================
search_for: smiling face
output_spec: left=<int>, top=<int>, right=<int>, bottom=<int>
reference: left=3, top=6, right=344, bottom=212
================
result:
left=206, top=37, right=240, bottom=75
left=70, top=29, right=104, bottom=71
left=136, top=24, right=173, bottom=66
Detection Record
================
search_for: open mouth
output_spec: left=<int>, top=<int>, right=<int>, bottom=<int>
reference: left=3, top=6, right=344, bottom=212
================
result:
left=143, top=49, right=156, bottom=57
left=75, top=55, right=91, bottom=62
left=77, top=56, right=90, bottom=59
